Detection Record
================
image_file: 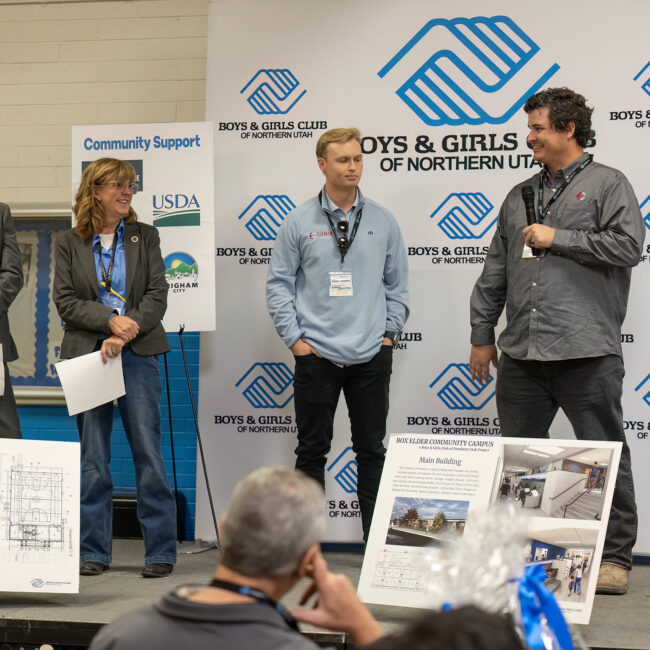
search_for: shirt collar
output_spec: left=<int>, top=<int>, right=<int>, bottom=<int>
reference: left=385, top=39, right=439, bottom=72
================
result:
left=542, top=152, right=590, bottom=185
left=321, top=187, right=363, bottom=215
left=92, top=220, right=125, bottom=247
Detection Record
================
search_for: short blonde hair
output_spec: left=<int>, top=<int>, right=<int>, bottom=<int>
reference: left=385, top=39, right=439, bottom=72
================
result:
left=73, top=158, right=138, bottom=240
left=316, top=127, right=361, bottom=159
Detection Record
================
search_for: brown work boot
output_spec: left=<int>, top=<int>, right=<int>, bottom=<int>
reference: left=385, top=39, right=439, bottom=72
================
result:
left=595, top=563, right=628, bottom=595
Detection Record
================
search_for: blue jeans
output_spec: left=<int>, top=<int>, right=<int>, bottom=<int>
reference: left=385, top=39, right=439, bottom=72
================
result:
left=496, top=353, right=637, bottom=570
left=76, top=349, right=177, bottom=566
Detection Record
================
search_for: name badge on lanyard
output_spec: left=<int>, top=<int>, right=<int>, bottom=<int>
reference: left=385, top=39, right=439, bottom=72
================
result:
left=329, top=271, right=353, bottom=296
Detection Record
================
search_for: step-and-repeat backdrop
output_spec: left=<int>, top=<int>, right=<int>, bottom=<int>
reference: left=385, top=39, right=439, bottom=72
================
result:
left=198, top=0, right=650, bottom=547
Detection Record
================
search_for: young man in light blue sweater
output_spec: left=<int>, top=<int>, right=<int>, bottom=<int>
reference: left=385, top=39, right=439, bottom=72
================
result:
left=267, top=128, right=409, bottom=540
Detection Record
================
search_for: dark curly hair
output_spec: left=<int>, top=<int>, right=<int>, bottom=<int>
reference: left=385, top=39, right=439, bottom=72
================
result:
left=524, top=87, right=595, bottom=147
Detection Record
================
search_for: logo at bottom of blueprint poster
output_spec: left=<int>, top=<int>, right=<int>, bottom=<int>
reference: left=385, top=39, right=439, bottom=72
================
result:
left=164, top=251, right=198, bottom=294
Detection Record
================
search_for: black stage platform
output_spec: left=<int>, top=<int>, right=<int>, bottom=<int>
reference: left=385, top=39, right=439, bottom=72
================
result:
left=0, top=540, right=647, bottom=649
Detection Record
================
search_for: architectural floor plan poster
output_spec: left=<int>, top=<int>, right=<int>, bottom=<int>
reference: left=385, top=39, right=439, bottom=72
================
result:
left=0, top=439, right=80, bottom=593
left=358, top=434, right=621, bottom=625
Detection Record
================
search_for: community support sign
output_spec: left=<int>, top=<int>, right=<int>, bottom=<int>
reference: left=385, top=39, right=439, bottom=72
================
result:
left=71, top=122, right=215, bottom=332
left=198, top=0, right=649, bottom=546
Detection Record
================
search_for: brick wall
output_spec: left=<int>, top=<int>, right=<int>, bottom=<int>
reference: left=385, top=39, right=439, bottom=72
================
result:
left=0, top=0, right=208, bottom=204
left=3, top=0, right=210, bottom=541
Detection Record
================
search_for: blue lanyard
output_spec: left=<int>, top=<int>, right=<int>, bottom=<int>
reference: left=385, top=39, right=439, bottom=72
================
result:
left=536, top=154, right=593, bottom=221
left=209, top=578, right=300, bottom=632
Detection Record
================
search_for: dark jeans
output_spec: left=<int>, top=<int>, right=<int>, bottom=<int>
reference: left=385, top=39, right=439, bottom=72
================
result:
left=0, top=363, right=21, bottom=438
left=293, top=346, right=393, bottom=540
left=496, top=353, right=637, bottom=570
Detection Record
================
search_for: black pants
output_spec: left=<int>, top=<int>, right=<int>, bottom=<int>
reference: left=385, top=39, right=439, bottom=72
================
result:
left=293, top=346, right=393, bottom=540
left=496, top=353, right=637, bottom=569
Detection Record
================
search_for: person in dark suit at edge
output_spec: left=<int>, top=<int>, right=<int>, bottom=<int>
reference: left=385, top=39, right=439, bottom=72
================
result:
left=0, top=202, right=24, bottom=438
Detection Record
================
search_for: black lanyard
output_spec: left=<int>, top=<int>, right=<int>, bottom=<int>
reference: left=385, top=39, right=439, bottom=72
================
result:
left=318, top=191, right=363, bottom=265
left=209, top=578, right=299, bottom=631
left=537, top=154, right=593, bottom=221
left=95, top=233, right=119, bottom=293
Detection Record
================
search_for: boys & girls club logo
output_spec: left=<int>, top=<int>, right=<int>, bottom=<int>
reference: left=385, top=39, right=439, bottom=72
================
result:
left=238, top=194, right=296, bottom=240
left=236, top=362, right=294, bottom=409
left=430, top=363, right=495, bottom=410
left=641, top=196, right=650, bottom=230
left=634, top=62, right=650, bottom=97
left=635, top=374, right=650, bottom=408
left=327, top=447, right=358, bottom=494
left=241, top=68, right=306, bottom=114
left=431, top=192, right=495, bottom=239
left=378, top=15, right=559, bottom=126
left=153, top=193, right=200, bottom=227
left=164, top=252, right=198, bottom=293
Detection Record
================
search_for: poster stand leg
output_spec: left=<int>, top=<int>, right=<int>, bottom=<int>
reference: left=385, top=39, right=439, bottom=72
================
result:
left=174, top=326, right=221, bottom=554
left=163, top=352, right=185, bottom=543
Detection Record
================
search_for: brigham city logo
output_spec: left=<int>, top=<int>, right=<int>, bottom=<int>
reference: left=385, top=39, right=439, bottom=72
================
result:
left=431, top=192, right=495, bottom=239
left=236, top=362, right=294, bottom=409
left=327, top=447, right=358, bottom=494
left=241, top=69, right=306, bottom=115
left=635, top=374, right=650, bottom=408
left=164, top=252, right=198, bottom=293
left=634, top=62, right=650, bottom=97
left=430, top=363, right=495, bottom=410
left=238, top=194, right=296, bottom=241
left=153, top=193, right=200, bottom=227
left=378, top=16, right=560, bottom=126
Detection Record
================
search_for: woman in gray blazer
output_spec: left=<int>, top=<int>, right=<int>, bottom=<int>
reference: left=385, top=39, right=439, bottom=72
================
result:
left=54, top=158, right=176, bottom=579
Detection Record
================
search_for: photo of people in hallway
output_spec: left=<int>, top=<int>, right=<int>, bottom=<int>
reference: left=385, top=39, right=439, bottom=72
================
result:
left=385, top=496, right=468, bottom=547
left=525, top=527, right=597, bottom=604
left=496, top=444, right=613, bottom=520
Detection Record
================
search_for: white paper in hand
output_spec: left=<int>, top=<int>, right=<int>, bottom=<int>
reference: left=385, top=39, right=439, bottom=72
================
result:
left=55, top=351, right=126, bottom=416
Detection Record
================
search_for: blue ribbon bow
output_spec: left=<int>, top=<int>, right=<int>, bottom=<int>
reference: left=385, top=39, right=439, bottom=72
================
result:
left=518, top=564, right=574, bottom=650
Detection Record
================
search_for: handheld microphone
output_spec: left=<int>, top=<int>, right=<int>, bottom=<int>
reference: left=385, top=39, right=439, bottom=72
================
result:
left=521, top=185, right=540, bottom=256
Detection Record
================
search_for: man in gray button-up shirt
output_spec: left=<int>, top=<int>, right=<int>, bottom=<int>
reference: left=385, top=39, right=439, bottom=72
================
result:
left=469, top=88, right=644, bottom=595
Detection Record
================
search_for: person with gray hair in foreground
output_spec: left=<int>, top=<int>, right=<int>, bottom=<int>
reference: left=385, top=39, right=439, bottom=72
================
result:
left=88, top=467, right=383, bottom=650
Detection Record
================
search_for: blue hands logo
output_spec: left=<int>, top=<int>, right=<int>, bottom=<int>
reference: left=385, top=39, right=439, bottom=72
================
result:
left=430, top=363, right=495, bottom=410
left=378, top=16, right=559, bottom=126
left=238, top=194, right=296, bottom=241
left=634, top=62, right=650, bottom=97
left=241, top=69, right=306, bottom=114
left=327, top=447, right=358, bottom=494
left=431, top=192, right=495, bottom=239
left=236, top=363, right=294, bottom=409
left=635, top=374, right=650, bottom=408
left=640, top=196, right=650, bottom=231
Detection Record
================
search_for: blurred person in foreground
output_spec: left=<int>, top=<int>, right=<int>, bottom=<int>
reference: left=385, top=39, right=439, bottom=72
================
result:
left=88, top=467, right=383, bottom=650
left=54, top=157, right=176, bottom=578
left=366, top=605, right=526, bottom=650
left=88, top=467, right=525, bottom=650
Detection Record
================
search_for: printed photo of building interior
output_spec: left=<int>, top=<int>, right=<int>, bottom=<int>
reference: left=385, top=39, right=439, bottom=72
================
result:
left=496, top=444, right=612, bottom=520
left=526, top=527, right=597, bottom=604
